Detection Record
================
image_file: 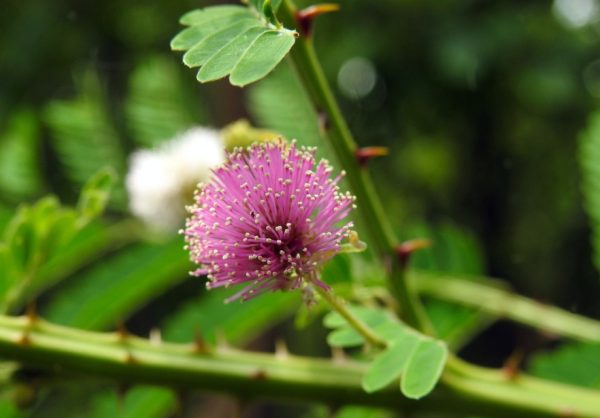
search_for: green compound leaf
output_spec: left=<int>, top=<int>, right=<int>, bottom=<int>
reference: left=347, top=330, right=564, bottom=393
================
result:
left=178, top=5, right=250, bottom=28
left=400, top=339, right=448, bottom=399
left=362, top=335, right=419, bottom=393
left=324, top=305, right=392, bottom=329
left=323, top=305, right=448, bottom=398
left=125, top=56, right=202, bottom=148
left=327, top=327, right=364, bottom=348
left=183, top=20, right=260, bottom=68
left=43, top=71, right=125, bottom=191
left=0, top=177, right=113, bottom=313
left=198, top=26, right=268, bottom=82
left=0, top=110, right=43, bottom=201
left=172, top=3, right=297, bottom=87
left=230, top=31, right=296, bottom=87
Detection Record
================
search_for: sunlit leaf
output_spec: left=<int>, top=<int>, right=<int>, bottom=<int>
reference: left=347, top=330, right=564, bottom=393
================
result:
left=323, top=304, right=448, bottom=398
left=400, top=339, right=448, bottom=399
left=324, top=305, right=392, bottom=330
left=179, top=5, right=250, bottom=28
left=172, top=3, right=297, bottom=87
left=230, top=31, right=296, bottom=86
left=183, top=20, right=260, bottom=68
left=198, top=27, right=268, bottom=82
left=362, top=335, right=419, bottom=393
left=327, top=327, right=364, bottom=347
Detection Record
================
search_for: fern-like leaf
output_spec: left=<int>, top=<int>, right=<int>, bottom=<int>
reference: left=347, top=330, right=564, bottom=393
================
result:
left=44, top=71, right=125, bottom=196
left=125, top=56, right=203, bottom=148
left=248, top=62, right=328, bottom=155
left=0, top=110, right=43, bottom=201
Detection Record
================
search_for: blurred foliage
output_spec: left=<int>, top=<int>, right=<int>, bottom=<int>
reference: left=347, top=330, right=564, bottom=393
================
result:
left=1, top=0, right=600, bottom=417
left=529, top=341, right=600, bottom=389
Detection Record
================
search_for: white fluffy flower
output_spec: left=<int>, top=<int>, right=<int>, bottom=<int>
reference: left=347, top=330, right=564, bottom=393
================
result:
left=126, top=127, right=226, bottom=232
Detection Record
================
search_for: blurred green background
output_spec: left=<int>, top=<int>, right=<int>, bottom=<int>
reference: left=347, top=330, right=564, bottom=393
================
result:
left=3, top=0, right=600, bottom=309
left=2, top=0, right=600, bottom=416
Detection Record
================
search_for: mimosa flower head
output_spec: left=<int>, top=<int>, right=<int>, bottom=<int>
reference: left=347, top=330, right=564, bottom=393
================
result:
left=184, top=141, right=355, bottom=302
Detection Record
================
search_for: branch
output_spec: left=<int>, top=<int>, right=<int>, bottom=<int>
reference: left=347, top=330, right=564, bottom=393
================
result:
left=1, top=315, right=600, bottom=417
left=414, top=272, right=600, bottom=343
left=278, top=0, right=428, bottom=331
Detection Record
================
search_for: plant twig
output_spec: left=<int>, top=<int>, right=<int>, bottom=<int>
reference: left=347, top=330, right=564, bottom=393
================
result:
left=1, top=315, right=600, bottom=417
left=413, top=272, right=600, bottom=343
left=308, top=274, right=387, bottom=349
left=279, top=0, right=427, bottom=331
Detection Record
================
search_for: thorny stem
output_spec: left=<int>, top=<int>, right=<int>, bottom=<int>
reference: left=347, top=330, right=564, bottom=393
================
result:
left=277, top=1, right=600, bottom=416
left=1, top=315, right=600, bottom=418
left=279, top=0, right=427, bottom=331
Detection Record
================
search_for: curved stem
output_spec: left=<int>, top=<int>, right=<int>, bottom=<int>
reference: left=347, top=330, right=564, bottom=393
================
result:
left=309, top=276, right=386, bottom=349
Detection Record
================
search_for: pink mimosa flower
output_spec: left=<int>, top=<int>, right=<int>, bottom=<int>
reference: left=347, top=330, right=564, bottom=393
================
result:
left=184, top=141, right=355, bottom=302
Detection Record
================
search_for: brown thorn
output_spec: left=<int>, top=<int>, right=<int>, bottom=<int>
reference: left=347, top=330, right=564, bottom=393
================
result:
left=116, top=384, right=130, bottom=411
left=275, top=338, right=289, bottom=359
left=355, top=146, right=390, bottom=167
left=149, top=327, right=162, bottom=346
left=502, top=349, right=524, bottom=380
left=327, top=404, right=342, bottom=418
left=250, top=368, right=268, bottom=380
left=124, top=352, right=137, bottom=365
left=193, top=328, right=209, bottom=354
left=317, top=110, right=329, bottom=133
left=116, top=319, right=128, bottom=341
left=331, top=346, right=346, bottom=363
left=17, top=332, right=31, bottom=346
left=25, top=300, right=38, bottom=324
left=296, top=3, right=341, bottom=36
left=233, top=398, right=249, bottom=418
left=216, top=329, right=229, bottom=351
left=558, top=407, right=578, bottom=418
left=396, top=238, right=432, bottom=267
left=174, top=390, right=187, bottom=418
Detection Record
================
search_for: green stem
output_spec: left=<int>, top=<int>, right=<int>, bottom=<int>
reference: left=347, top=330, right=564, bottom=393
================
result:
left=2, top=315, right=600, bottom=417
left=309, top=276, right=386, bottom=349
left=413, top=272, right=600, bottom=343
left=279, top=0, right=426, bottom=330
